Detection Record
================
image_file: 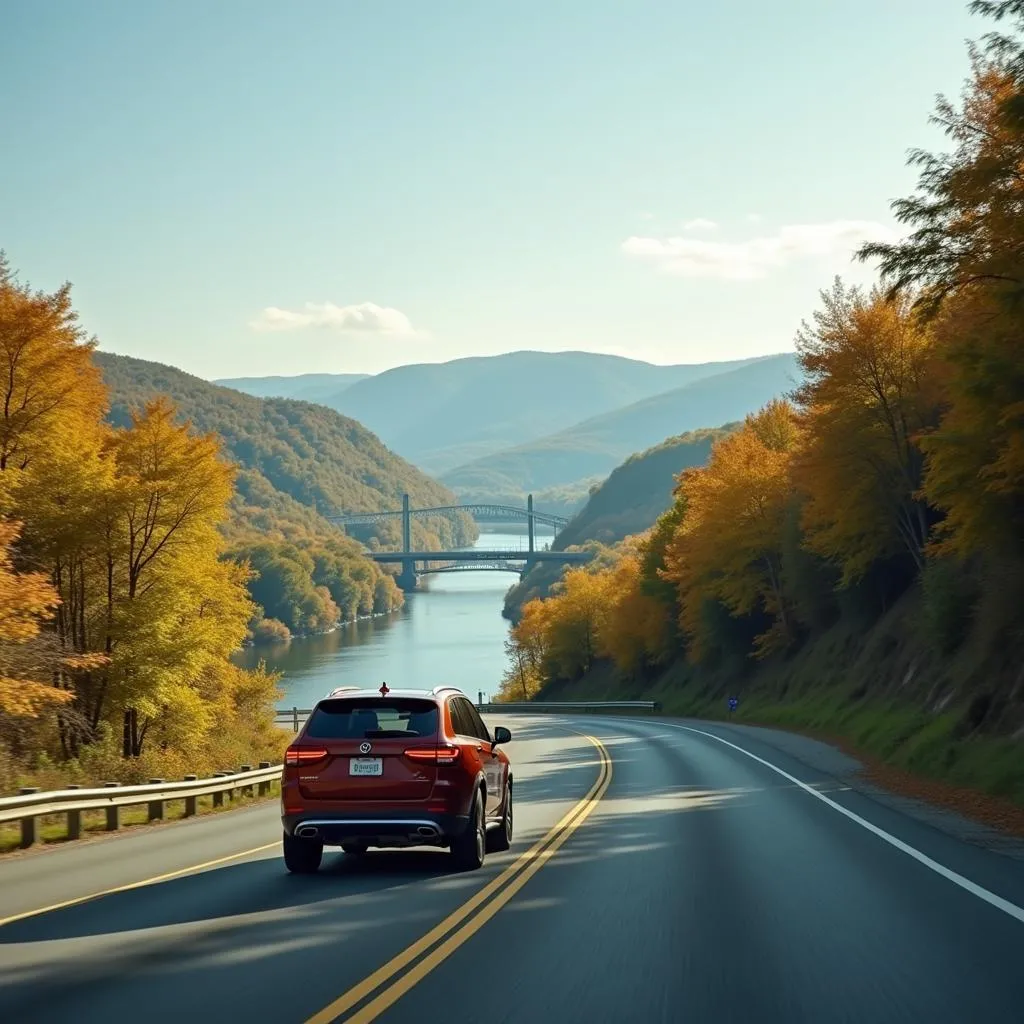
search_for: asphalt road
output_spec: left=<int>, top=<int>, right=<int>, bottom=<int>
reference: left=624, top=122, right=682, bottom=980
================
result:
left=2, top=715, right=1024, bottom=1023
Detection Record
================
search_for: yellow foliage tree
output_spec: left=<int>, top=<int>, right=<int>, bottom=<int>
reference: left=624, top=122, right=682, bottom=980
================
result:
left=597, top=541, right=673, bottom=676
left=496, top=598, right=551, bottom=702
left=0, top=253, right=107, bottom=483
left=92, top=399, right=252, bottom=757
left=663, top=400, right=800, bottom=660
left=543, top=567, right=616, bottom=679
left=793, top=280, right=943, bottom=582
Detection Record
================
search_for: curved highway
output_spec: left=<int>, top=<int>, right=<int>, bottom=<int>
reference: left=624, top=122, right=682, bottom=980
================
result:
left=2, top=715, right=1024, bottom=1022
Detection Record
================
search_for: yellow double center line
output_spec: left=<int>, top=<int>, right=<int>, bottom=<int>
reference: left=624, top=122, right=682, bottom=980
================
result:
left=304, top=733, right=613, bottom=1024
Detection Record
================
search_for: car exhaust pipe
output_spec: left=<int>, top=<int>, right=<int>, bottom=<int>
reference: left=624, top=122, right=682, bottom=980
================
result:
left=296, top=825, right=320, bottom=839
left=416, top=825, right=439, bottom=838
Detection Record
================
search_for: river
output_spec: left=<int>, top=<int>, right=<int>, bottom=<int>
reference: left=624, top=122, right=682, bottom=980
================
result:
left=232, top=529, right=553, bottom=710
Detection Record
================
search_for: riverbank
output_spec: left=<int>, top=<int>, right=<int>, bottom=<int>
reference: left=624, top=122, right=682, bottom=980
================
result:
left=244, top=607, right=400, bottom=648
left=234, top=530, right=529, bottom=713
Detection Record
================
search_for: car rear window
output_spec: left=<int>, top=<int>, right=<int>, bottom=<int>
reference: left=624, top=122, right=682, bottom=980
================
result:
left=304, top=698, right=438, bottom=740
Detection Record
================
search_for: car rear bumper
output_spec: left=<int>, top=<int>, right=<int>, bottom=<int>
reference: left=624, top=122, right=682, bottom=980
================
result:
left=281, top=811, right=470, bottom=847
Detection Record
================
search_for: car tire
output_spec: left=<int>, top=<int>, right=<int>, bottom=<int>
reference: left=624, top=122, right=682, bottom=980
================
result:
left=341, top=841, right=368, bottom=856
left=487, top=783, right=513, bottom=853
left=451, top=789, right=486, bottom=871
left=283, top=831, right=323, bottom=874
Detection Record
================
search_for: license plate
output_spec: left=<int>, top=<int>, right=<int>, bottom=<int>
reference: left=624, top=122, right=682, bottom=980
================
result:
left=349, top=757, right=383, bottom=776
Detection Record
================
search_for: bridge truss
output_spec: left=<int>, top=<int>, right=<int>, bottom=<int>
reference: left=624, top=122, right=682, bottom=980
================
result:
left=326, top=499, right=569, bottom=531
left=417, top=559, right=527, bottom=576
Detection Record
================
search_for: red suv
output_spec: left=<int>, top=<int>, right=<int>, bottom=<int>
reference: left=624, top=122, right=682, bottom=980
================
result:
left=281, top=684, right=513, bottom=874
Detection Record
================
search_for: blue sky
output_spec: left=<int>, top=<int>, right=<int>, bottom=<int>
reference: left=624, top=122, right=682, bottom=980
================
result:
left=1, top=0, right=981, bottom=378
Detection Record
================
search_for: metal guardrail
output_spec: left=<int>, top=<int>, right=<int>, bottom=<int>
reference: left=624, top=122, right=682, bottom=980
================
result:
left=273, top=700, right=659, bottom=732
left=477, top=701, right=660, bottom=713
left=3, top=701, right=658, bottom=852
left=0, top=762, right=281, bottom=850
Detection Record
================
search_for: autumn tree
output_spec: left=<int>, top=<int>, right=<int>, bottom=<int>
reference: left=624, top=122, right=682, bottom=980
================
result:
left=496, top=597, right=551, bottom=701
left=541, top=567, right=616, bottom=679
left=0, top=252, right=107, bottom=482
left=0, top=517, right=70, bottom=718
left=663, top=400, right=800, bottom=660
left=792, top=280, right=943, bottom=582
left=597, top=543, right=673, bottom=676
left=91, top=399, right=251, bottom=757
left=858, top=1, right=1024, bottom=557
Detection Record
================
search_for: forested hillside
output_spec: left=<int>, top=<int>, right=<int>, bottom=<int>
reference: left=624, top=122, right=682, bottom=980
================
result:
left=0, top=257, right=285, bottom=792
left=215, top=372, right=369, bottom=403
left=95, top=353, right=477, bottom=638
left=499, top=8, right=1024, bottom=810
left=502, top=425, right=733, bottom=621
left=553, top=425, right=735, bottom=550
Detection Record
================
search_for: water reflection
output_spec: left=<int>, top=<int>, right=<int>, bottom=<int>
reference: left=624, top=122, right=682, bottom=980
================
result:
left=233, top=531, right=550, bottom=710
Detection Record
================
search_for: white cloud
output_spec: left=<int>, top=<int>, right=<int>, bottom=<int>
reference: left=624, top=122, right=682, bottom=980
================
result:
left=746, top=213, right=762, bottom=223
left=622, top=219, right=898, bottom=281
left=681, top=218, right=718, bottom=232
left=250, top=301, right=417, bottom=334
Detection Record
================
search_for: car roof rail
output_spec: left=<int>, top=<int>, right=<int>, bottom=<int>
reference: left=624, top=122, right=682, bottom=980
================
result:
left=431, top=685, right=465, bottom=696
left=326, top=686, right=362, bottom=696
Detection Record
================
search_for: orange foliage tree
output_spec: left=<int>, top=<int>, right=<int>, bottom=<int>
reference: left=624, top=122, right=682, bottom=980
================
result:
left=662, top=400, right=800, bottom=661
left=859, top=1, right=1024, bottom=557
left=793, top=280, right=944, bottom=582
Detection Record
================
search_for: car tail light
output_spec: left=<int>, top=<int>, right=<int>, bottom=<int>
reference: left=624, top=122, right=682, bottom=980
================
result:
left=404, top=745, right=461, bottom=765
left=285, top=746, right=328, bottom=766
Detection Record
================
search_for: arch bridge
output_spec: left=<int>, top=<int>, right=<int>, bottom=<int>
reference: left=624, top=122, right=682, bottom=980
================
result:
left=327, top=493, right=569, bottom=535
left=329, top=493, right=587, bottom=591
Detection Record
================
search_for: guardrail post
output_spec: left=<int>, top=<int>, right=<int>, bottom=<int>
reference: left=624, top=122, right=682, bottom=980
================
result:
left=66, top=784, right=82, bottom=840
left=212, top=771, right=228, bottom=807
left=240, top=765, right=253, bottom=797
left=18, top=787, right=39, bottom=848
left=183, top=775, right=198, bottom=816
left=258, top=762, right=271, bottom=796
left=292, top=706, right=299, bottom=732
left=104, top=782, right=121, bottom=830
left=147, top=779, right=165, bottom=821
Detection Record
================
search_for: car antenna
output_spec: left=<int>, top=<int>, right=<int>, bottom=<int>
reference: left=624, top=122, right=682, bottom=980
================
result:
left=379, top=682, right=390, bottom=696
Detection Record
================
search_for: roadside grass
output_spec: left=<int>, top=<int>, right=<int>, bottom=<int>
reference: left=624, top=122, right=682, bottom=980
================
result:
left=537, top=589, right=1024, bottom=832
left=0, top=780, right=281, bottom=856
left=648, top=683, right=1024, bottom=807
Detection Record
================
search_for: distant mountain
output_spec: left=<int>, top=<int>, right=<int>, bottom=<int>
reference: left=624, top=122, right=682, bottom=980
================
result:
left=275, top=350, right=764, bottom=474
left=214, top=372, right=371, bottom=404
left=554, top=425, right=736, bottom=549
left=501, top=424, right=737, bottom=620
left=96, top=354, right=475, bottom=552
left=443, top=353, right=801, bottom=498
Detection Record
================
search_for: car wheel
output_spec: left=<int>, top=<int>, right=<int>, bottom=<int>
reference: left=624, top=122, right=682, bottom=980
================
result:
left=283, top=830, right=323, bottom=874
left=341, top=841, right=368, bottom=856
left=488, top=783, right=513, bottom=853
left=451, top=790, right=486, bottom=871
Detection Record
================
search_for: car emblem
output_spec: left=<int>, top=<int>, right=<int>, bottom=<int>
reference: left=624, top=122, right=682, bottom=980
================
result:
left=359, top=741, right=372, bottom=754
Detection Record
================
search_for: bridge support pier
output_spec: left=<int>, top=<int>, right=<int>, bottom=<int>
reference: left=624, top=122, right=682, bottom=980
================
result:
left=527, top=493, right=534, bottom=554
left=402, top=493, right=412, bottom=553
left=397, top=558, right=418, bottom=592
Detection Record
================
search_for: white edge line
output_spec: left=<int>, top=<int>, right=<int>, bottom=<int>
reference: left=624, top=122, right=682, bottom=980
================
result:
left=664, top=722, right=1024, bottom=926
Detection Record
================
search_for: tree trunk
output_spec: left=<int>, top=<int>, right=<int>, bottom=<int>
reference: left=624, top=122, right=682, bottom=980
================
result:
left=122, top=707, right=143, bottom=758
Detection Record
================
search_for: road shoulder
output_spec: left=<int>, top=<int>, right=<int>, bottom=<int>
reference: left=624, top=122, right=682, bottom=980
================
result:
left=677, top=717, right=1024, bottom=862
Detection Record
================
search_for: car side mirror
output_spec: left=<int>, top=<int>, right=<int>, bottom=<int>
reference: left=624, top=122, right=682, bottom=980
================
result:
left=492, top=726, right=511, bottom=746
